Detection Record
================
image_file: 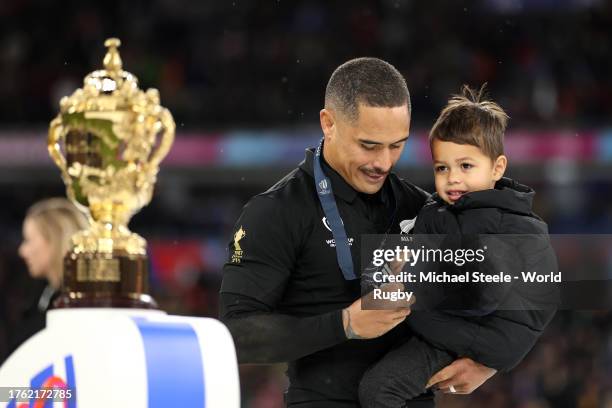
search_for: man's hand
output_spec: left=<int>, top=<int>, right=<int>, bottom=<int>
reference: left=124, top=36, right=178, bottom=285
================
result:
left=342, top=288, right=413, bottom=340
left=426, top=357, right=497, bottom=394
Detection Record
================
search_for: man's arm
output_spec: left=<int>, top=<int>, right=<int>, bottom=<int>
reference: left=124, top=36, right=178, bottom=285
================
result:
left=220, top=195, right=412, bottom=364
left=220, top=194, right=345, bottom=364
left=221, top=192, right=323, bottom=363
left=220, top=292, right=346, bottom=363
left=221, top=292, right=413, bottom=364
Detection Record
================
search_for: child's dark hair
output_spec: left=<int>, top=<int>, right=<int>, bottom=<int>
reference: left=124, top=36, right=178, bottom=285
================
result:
left=429, top=84, right=508, bottom=160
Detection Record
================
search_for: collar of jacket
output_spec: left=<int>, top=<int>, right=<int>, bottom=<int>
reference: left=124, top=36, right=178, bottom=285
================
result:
left=431, top=177, right=535, bottom=215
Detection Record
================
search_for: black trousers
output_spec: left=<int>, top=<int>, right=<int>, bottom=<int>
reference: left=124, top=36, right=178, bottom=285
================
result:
left=358, top=336, right=454, bottom=408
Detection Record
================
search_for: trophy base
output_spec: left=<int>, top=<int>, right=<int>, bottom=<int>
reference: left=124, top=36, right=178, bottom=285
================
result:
left=54, top=292, right=158, bottom=309
left=57, top=251, right=157, bottom=309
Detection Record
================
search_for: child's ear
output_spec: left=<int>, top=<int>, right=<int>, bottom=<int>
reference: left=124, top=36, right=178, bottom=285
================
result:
left=492, top=155, right=507, bottom=181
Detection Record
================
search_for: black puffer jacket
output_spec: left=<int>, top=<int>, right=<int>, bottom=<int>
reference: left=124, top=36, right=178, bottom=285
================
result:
left=407, top=177, right=558, bottom=371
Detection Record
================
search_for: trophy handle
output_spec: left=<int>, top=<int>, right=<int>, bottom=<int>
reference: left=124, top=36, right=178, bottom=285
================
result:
left=48, top=116, right=68, bottom=176
left=148, top=107, right=175, bottom=169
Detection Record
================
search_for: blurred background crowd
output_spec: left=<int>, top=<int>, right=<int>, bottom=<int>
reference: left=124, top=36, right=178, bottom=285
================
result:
left=0, top=0, right=611, bottom=407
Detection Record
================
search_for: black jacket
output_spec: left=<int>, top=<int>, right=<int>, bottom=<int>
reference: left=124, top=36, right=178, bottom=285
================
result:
left=407, top=177, right=558, bottom=371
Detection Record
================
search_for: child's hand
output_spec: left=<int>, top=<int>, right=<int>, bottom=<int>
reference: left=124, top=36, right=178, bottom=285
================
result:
left=388, top=259, right=407, bottom=276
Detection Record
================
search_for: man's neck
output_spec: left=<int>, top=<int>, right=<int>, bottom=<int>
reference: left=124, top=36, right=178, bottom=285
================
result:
left=321, top=142, right=355, bottom=188
left=321, top=142, right=341, bottom=176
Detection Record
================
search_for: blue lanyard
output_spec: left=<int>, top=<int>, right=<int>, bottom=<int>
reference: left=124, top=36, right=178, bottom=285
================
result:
left=313, top=138, right=358, bottom=281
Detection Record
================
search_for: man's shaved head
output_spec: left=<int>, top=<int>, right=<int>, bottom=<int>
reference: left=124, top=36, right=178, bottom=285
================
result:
left=324, top=57, right=410, bottom=122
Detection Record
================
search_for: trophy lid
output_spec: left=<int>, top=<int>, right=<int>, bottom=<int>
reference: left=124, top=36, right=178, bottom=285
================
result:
left=82, top=38, right=136, bottom=94
left=103, top=38, right=123, bottom=73
left=59, top=37, right=157, bottom=114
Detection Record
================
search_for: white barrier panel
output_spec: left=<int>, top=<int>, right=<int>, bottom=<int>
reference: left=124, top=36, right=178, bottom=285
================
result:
left=0, top=309, right=240, bottom=408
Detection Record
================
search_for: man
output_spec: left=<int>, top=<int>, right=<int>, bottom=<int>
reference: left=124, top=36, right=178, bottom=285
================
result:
left=220, top=58, right=496, bottom=407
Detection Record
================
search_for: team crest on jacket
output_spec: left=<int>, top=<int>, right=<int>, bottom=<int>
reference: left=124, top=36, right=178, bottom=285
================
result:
left=232, top=226, right=246, bottom=263
left=399, top=217, right=417, bottom=234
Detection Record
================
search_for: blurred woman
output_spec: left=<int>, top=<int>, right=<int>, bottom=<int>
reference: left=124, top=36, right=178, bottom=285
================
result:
left=19, top=198, right=87, bottom=293
left=9, top=198, right=87, bottom=353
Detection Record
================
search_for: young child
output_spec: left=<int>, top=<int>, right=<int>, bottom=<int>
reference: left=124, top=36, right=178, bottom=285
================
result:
left=359, top=85, right=558, bottom=408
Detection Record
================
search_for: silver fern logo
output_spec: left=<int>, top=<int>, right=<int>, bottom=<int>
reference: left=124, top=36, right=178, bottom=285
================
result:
left=400, top=217, right=417, bottom=234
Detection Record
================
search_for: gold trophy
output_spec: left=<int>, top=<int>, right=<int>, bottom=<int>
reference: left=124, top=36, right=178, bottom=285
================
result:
left=48, top=38, right=175, bottom=308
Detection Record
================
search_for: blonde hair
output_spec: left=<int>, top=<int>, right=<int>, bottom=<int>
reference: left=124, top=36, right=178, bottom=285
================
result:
left=25, top=198, right=88, bottom=285
left=429, top=84, right=509, bottom=161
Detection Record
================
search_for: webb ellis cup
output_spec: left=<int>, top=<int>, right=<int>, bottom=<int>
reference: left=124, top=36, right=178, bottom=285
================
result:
left=48, top=38, right=175, bottom=308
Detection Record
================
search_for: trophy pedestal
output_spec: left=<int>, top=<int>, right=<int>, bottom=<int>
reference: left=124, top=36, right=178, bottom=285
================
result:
left=0, top=309, right=240, bottom=408
left=54, top=252, right=158, bottom=309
